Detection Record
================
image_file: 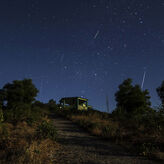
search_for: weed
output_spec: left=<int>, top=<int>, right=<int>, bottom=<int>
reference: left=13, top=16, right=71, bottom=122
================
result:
left=139, top=142, right=159, bottom=157
left=36, top=120, right=57, bottom=141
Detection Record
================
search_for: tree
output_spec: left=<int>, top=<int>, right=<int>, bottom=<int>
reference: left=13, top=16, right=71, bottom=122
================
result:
left=33, top=100, right=46, bottom=108
left=1, top=79, right=39, bottom=108
left=157, top=81, right=164, bottom=106
left=47, top=99, right=57, bottom=111
left=115, top=78, right=151, bottom=114
left=48, top=99, right=56, bottom=105
left=0, top=89, right=6, bottom=108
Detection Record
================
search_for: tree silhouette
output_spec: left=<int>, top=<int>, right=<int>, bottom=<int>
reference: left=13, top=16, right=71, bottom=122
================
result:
left=115, top=78, right=151, bottom=114
left=157, top=81, right=164, bottom=106
left=47, top=99, right=57, bottom=111
left=0, top=79, right=38, bottom=108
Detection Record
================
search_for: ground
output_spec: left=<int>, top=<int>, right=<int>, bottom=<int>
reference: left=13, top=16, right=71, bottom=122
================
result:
left=52, top=116, right=160, bottom=164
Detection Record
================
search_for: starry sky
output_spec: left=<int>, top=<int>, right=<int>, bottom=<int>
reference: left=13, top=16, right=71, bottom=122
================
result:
left=0, top=0, right=164, bottom=112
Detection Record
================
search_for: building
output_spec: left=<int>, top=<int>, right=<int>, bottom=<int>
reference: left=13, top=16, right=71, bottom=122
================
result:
left=59, top=97, right=88, bottom=110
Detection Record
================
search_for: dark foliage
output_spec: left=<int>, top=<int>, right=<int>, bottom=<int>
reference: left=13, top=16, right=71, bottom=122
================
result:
left=115, top=78, right=151, bottom=115
left=1, top=79, right=38, bottom=108
left=36, top=120, right=57, bottom=141
left=47, top=99, right=57, bottom=111
left=3, top=103, right=30, bottom=123
left=157, top=81, right=164, bottom=106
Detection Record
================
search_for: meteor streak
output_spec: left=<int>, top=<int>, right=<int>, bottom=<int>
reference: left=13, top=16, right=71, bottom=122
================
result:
left=94, top=30, right=100, bottom=39
left=141, top=71, right=146, bottom=89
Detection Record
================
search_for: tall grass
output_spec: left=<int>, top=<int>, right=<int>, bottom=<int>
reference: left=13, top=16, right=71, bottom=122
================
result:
left=0, top=104, right=59, bottom=163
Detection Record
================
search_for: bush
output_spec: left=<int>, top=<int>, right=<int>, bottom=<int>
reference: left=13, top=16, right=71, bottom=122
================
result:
left=3, top=103, right=47, bottom=126
left=26, top=106, right=44, bottom=126
left=3, top=103, right=31, bottom=123
left=139, top=142, right=159, bottom=157
left=0, top=122, right=59, bottom=163
left=36, top=121, right=57, bottom=141
left=47, top=99, right=57, bottom=112
left=102, top=123, right=119, bottom=138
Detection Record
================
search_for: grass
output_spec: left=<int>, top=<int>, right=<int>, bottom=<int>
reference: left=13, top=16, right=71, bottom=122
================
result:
left=70, top=114, right=120, bottom=139
left=0, top=105, right=59, bottom=164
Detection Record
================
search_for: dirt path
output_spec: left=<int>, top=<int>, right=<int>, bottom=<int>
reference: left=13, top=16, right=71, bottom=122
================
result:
left=53, top=116, right=160, bottom=164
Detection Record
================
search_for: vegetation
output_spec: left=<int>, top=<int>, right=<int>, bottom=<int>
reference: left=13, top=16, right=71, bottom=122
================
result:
left=157, top=81, right=164, bottom=107
left=0, top=79, right=59, bottom=163
left=0, top=79, right=38, bottom=108
left=56, top=79, right=164, bottom=161
left=36, top=120, right=57, bottom=141
left=114, top=78, right=151, bottom=115
left=1, top=77, right=164, bottom=162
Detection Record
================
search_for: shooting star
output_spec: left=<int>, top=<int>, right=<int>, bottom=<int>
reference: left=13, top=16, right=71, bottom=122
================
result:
left=94, top=30, right=100, bottom=39
left=141, top=71, right=146, bottom=89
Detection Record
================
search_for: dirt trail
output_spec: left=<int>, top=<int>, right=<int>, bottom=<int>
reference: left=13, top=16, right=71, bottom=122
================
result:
left=53, top=116, right=160, bottom=164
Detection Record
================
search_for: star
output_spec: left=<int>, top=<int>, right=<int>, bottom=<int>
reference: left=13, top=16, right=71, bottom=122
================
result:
left=123, top=43, right=127, bottom=48
left=94, top=73, right=97, bottom=77
left=64, top=66, right=68, bottom=70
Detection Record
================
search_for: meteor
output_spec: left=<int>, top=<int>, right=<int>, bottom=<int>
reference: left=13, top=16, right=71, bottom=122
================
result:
left=141, top=71, right=146, bottom=89
left=94, top=30, right=100, bottom=39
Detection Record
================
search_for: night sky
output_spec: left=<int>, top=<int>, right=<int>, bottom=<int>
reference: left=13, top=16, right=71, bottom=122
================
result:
left=0, top=0, right=164, bottom=112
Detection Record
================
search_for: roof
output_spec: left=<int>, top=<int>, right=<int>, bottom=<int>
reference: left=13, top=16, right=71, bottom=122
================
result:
left=60, top=97, right=88, bottom=102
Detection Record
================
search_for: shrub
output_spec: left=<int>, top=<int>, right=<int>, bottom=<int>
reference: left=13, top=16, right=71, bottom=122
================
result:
left=102, top=123, right=119, bottom=138
left=36, top=121, right=57, bottom=141
left=26, top=106, right=44, bottom=126
left=0, top=122, right=59, bottom=163
left=47, top=99, right=57, bottom=112
left=139, top=142, right=159, bottom=157
left=3, top=103, right=31, bottom=123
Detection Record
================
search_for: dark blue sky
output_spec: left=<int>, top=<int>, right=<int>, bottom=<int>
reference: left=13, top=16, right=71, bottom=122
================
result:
left=0, top=0, right=164, bottom=111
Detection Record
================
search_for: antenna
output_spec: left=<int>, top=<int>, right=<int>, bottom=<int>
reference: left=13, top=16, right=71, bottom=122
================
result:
left=141, top=71, right=146, bottom=89
left=106, top=94, right=110, bottom=113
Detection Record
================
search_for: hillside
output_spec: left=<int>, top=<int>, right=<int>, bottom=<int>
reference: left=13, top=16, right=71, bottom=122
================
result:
left=52, top=115, right=159, bottom=164
left=0, top=79, right=164, bottom=163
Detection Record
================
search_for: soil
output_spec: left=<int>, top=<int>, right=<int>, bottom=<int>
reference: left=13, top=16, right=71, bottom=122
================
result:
left=52, top=116, right=161, bottom=164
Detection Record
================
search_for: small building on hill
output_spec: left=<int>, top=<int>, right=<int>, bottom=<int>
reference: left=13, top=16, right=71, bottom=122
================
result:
left=59, top=97, right=88, bottom=110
